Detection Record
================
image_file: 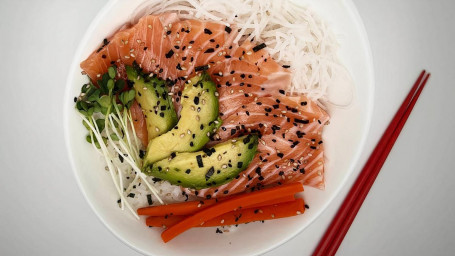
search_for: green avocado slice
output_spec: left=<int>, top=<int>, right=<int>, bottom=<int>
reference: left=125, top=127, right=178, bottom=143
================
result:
left=144, top=134, right=259, bottom=190
left=143, top=72, right=221, bottom=166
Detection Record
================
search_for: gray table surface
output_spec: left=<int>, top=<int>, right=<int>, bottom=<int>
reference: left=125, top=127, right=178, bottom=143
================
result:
left=1, top=0, right=454, bottom=255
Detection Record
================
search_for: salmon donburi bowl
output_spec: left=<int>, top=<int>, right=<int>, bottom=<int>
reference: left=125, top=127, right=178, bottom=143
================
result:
left=64, top=0, right=373, bottom=255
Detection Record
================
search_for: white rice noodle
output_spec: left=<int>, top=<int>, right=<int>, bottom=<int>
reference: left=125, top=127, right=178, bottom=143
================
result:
left=131, top=0, right=353, bottom=104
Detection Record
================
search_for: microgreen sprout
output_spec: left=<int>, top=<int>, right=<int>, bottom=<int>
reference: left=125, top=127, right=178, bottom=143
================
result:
left=75, top=65, right=164, bottom=218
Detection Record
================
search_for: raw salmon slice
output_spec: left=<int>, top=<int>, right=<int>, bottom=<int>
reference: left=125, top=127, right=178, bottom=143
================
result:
left=187, top=94, right=329, bottom=198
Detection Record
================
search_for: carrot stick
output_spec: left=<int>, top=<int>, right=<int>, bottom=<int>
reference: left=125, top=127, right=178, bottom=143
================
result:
left=138, top=194, right=295, bottom=216
left=137, top=198, right=217, bottom=216
left=146, top=198, right=305, bottom=227
left=161, top=182, right=304, bottom=242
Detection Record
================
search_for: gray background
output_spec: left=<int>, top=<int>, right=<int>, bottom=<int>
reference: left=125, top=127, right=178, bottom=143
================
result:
left=1, top=0, right=454, bottom=255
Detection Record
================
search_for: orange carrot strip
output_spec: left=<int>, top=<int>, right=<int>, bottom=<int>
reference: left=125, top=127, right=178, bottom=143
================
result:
left=146, top=198, right=304, bottom=227
left=138, top=194, right=295, bottom=216
left=161, top=182, right=304, bottom=242
left=137, top=199, right=217, bottom=216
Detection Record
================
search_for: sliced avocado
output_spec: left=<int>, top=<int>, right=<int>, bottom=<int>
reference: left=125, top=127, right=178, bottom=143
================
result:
left=144, top=134, right=259, bottom=189
left=143, top=72, right=221, bottom=166
left=126, top=66, right=178, bottom=141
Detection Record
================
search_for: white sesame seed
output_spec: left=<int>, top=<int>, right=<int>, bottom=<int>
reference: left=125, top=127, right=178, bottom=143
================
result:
left=230, top=89, right=234, bottom=94
left=218, top=52, right=223, bottom=56
left=96, top=74, right=101, bottom=78
left=155, top=127, right=160, bottom=132
left=220, top=219, right=224, bottom=224
left=318, top=171, right=322, bottom=176
left=207, top=132, right=211, bottom=137
left=124, top=55, right=130, bottom=59
left=217, top=155, right=222, bottom=161
left=188, top=45, right=192, bottom=49
left=187, top=129, right=191, bottom=134
left=196, top=115, right=200, bottom=121
left=168, top=23, right=172, bottom=28
left=130, top=53, right=135, bottom=58
left=197, top=203, right=201, bottom=208
left=176, top=40, right=181, bottom=44
left=297, top=211, right=302, bottom=215
left=180, top=133, right=185, bottom=138
left=222, top=164, right=227, bottom=169
left=136, top=39, right=142, bottom=43
left=246, top=51, right=252, bottom=55
left=281, top=110, right=287, bottom=113
left=201, top=99, right=206, bottom=105
left=176, top=33, right=180, bottom=38
left=231, top=139, right=237, bottom=143
left=151, top=59, right=156, bottom=63
left=148, top=25, right=152, bottom=29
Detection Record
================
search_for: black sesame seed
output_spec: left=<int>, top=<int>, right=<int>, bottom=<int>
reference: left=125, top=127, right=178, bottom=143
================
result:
left=295, top=118, right=310, bottom=124
left=196, top=155, right=203, bottom=167
left=195, top=65, right=209, bottom=72
left=277, top=153, right=284, bottom=158
left=225, top=26, right=232, bottom=33
left=252, top=43, right=266, bottom=52
left=282, top=65, right=291, bottom=68
left=194, top=96, right=200, bottom=105
left=204, top=28, right=213, bottom=35
left=204, top=48, right=215, bottom=53
left=205, top=167, right=215, bottom=181
left=165, top=49, right=174, bottom=58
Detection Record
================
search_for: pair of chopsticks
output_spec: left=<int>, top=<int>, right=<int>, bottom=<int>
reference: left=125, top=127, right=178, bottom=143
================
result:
left=313, top=70, right=431, bottom=256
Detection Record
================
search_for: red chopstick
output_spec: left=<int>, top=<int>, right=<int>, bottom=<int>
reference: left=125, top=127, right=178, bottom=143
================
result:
left=313, top=70, right=431, bottom=256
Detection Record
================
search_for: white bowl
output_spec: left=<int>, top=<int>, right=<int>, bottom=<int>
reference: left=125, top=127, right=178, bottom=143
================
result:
left=64, top=0, right=374, bottom=255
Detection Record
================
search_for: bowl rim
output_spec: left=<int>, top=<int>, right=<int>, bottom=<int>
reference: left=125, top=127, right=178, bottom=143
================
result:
left=63, top=0, right=375, bottom=255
